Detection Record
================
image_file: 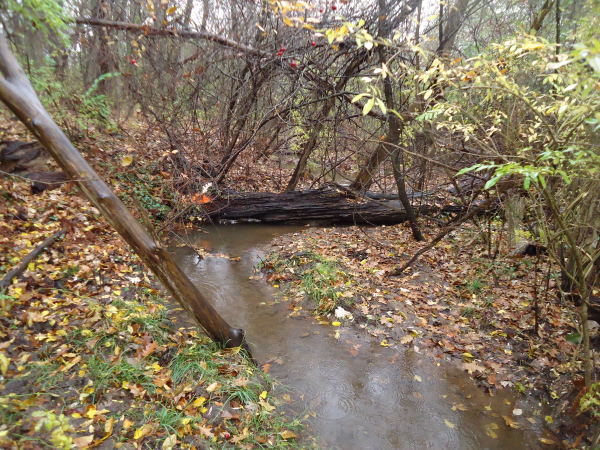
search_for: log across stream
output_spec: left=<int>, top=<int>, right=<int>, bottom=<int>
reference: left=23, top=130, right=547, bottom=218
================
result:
left=201, top=187, right=458, bottom=226
left=169, top=223, right=544, bottom=449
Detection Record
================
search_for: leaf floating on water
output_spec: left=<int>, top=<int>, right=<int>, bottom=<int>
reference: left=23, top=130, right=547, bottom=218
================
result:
left=279, top=430, right=297, bottom=439
left=485, top=428, right=498, bottom=438
left=539, top=437, right=556, bottom=445
left=512, top=408, right=523, bottom=416
left=413, top=392, right=422, bottom=399
left=544, top=415, right=553, bottom=424
left=502, top=415, right=520, bottom=429
left=414, top=375, right=422, bottom=382
left=444, top=419, right=455, bottom=429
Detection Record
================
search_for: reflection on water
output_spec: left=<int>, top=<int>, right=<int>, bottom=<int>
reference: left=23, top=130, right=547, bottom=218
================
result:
left=171, top=224, right=542, bottom=449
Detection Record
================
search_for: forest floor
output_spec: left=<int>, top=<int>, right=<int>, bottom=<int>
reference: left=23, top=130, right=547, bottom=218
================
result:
left=1, top=111, right=599, bottom=448
left=0, top=117, right=307, bottom=449
left=257, top=224, right=600, bottom=448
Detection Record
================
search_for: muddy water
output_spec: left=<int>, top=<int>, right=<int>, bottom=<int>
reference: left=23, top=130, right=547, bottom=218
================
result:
left=171, top=224, right=542, bottom=449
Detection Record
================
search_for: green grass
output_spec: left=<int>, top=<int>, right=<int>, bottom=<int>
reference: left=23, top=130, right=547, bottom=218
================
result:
left=260, top=251, right=354, bottom=313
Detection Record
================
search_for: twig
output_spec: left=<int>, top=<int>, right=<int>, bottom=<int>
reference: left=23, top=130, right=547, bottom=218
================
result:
left=388, top=196, right=497, bottom=276
left=0, top=229, right=66, bottom=288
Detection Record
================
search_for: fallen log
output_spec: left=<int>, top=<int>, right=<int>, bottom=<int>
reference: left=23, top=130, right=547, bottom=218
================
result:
left=25, top=171, right=69, bottom=193
left=200, top=187, right=453, bottom=226
left=0, top=140, right=42, bottom=173
left=0, top=229, right=65, bottom=289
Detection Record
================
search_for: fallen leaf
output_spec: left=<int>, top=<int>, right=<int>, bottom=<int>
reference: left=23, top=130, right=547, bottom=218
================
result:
left=206, top=381, right=219, bottom=393
left=73, top=435, right=94, bottom=448
left=279, top=430, right=297, bottom=439
left=444, top=419, right=455, bottom=429
left=502, top=415, right=520, bottom=429
left=162, top=434, right=177, bottom=450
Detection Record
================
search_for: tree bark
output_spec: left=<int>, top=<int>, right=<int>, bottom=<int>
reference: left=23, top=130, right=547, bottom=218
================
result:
left=0, top=33, right=246, bottom=350
left=378, top=0, right=424, bottom=241
left=530, top=0, right=556, bottom=33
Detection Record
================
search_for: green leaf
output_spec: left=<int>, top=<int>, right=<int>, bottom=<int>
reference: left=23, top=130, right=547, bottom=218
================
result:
left=484, top=175, right=502, bottom=190
left=363, top=97, right=375, bottom=115
left=565, top=332, right=581, bottom=343
left=557, top=170, right=571, bottom=184
left=456, top=164, right=481, bottom=176
left=523, top=176, right=531, bottom=190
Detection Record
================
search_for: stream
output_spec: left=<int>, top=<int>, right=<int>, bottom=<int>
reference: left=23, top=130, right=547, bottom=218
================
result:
left=170, top=224, right=543, bottom=449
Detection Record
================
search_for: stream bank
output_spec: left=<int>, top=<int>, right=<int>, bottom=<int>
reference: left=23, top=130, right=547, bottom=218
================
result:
left=0, top=178, right=301, bottom=450
left=257, top=224, right=600, bottom=447
left=170, top=223, right=551, bottom=449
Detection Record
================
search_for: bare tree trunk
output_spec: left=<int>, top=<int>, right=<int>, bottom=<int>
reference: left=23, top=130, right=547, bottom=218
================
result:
left=530, top=0, right=556, bottom=33
left=0, top=34, right=247, bottom=351
left=378, top=0, right=424, bottom=241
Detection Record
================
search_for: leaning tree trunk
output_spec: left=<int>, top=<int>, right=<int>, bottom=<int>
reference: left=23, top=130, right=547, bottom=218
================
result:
left=0, top=34, right=246, bottom=350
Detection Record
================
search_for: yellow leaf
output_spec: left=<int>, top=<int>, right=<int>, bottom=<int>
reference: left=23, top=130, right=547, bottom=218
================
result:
left=380, top=340, right=390, bottom=347
left=121, top=156, right=133, bottom=167
left=280, top=430, right=297, bottom=439
left=332, top=321, right=341, bottom=326
left=105, top=416, right=114, bottom=434
left=444, top=419, right=455, bottom=429
left=283, top=16, right=293, bottom=27
left=544, top=415, right=553, bottom=424
left=166, top=5, right=177, bottom=14
left=206, top=381, right=219, bottom=393
left=0, top=354, right=10, bottom=375
left=486, top=428, right=498, bottom=438
left=28, top=262, right=35, bottom=271
left=181, top=418, right=191, bottom=425
left=193, top=397, right=206, bottom=407
left=414, top=375, right=422, bottom=382
left=522, top=42, right=544, bottom=51
left=123, top=419, right=134, bottom=429
left=260, top=391, right=268, bottom=399
left=71, top=412, right=81, bottom=419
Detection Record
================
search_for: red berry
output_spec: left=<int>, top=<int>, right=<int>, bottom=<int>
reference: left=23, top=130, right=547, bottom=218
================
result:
left=332, top=4, right=337, bottom=10
left=291, top=61, right=297, bottom=68
left=319, top=8, right=323, bottom=12
left=280, top=46, right=286, bottom=52
left=223, top=432, right=231, bottom=440
left=311, top=41, right=316, bottom=46
left=131, top=59, right=136, bottom=64
left=277, top=51, right=282, bottom=56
